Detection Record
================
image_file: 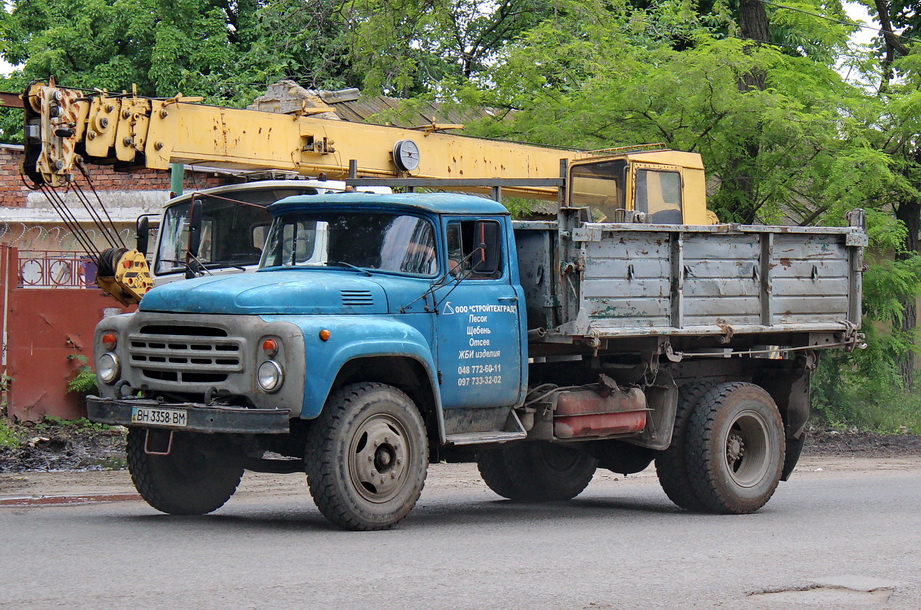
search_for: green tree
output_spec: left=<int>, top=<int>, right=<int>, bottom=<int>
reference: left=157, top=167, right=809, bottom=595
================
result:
left=0, top=0, right=356, bottom=103
left=854, top=0, right=921, bottom=386
left=456, top=0, right=876, bottom=224
left=344, top=0, right=555, bottom=96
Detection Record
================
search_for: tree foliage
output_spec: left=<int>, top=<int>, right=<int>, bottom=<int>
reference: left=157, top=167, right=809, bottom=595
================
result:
left=452, top=0, right=883, bottom=225
left=0, top=0, right=555, bottom=99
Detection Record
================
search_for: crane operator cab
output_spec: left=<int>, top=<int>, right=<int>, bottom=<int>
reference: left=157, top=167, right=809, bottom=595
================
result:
left=568, top=148, right=715, bottom=225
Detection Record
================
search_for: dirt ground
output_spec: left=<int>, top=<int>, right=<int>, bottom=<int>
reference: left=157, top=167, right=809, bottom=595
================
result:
left=0, top=423, right=127, bottom=473
left=2, top=423, right=919, bottom=474
left=1, top=424, right=920, bottom=501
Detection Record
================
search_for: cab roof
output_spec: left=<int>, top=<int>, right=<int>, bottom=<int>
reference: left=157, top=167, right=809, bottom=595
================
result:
left=268, top=191, right=510, bottom=216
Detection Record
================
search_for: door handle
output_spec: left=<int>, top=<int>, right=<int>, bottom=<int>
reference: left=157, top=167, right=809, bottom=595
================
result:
left=498, top=296, right=518, bottom=302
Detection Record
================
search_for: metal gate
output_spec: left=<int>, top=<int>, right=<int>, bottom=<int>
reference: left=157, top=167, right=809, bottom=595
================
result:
left=0, top=245, right=133, bottom=421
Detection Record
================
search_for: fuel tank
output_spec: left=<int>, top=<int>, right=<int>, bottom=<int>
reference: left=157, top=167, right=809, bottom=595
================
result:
left=553, top=385, right=647, bottom=439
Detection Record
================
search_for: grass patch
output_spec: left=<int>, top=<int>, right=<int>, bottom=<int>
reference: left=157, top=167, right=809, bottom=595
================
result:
left=0, top=416, right=111, bottom=446
left=33, top=416, right=110, bottom=433
left=813, top=390, right=921, bottom=433
left=0, top=419, right=21, bottom=448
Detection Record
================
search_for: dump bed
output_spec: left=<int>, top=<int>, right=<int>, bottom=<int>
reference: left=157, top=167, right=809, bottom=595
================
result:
left=515, top=217, right=866, bottom=343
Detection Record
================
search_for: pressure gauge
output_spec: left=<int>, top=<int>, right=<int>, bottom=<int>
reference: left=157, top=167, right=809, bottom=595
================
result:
left=392, top=139, right=421, bottom=171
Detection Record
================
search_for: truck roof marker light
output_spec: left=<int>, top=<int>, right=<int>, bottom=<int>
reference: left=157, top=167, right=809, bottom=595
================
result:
left=102, top=333, right=117, bottom=349
left=319, top=329, right=331, bottom=341
left=262, top=338, right=278, bottom=357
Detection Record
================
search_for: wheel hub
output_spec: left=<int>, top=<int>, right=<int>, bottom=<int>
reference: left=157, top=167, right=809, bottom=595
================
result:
left=726, top=433, right=745, bottom=467
left=724, top=409, right=771, bottom=488
left=375, top=445, right=395, bottom=471
left=350, top=415, right=409, bottom=503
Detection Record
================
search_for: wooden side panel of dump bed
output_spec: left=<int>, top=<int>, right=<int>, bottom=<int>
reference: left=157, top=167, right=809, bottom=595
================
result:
left=515, top=221, right=866, bottom=340
left=771, top=233, right=851, bottom=326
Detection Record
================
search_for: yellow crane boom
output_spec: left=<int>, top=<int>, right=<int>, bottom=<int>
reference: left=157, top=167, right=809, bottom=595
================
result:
left=23, top=82, right=588, bottom=200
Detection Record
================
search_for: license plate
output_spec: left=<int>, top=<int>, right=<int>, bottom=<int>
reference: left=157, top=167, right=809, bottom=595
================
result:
left=131, top=406, right=188, bottom=428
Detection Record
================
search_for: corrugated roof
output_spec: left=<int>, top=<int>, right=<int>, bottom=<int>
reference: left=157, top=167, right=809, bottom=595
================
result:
left=249, top=80, right=495, bottom=129
left=324, top=94, right=495, bottom=128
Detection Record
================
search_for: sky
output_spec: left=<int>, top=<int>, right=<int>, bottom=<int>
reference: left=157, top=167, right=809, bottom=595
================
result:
left=844, top=1, right=877, bottom=47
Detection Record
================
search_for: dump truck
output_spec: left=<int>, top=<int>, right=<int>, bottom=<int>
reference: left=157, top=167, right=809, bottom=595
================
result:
left=86, top=191, right=865, bottom=529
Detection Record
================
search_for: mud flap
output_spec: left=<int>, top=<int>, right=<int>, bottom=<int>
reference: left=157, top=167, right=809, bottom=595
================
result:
left=781, top=434, right=806, bottom=481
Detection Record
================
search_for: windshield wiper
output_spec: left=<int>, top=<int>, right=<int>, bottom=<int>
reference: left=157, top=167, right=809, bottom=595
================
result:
left=165, top=258, right=248, bottom=272
left=326, top=261, right=372, bottom=276
left=184, top=252, right=213, bottom=279
left=400, top=251, right=479, bottom=313
left=202, top=262, right=247, bottom=271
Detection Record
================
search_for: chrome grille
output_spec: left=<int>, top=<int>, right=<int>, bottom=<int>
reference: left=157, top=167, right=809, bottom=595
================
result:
left=129, top=326, right=243, bottom=383
left=341, top=289, right=374, bottom=306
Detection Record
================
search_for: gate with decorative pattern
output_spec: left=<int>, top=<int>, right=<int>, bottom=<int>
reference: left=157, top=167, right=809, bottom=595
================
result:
left=0, top=244, right=133, bottom=421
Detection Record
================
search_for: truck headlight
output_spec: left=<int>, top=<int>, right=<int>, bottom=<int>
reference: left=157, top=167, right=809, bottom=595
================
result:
left=98, top=353, right=120, bottom=384
left=257, top=360, right=284, bottom=392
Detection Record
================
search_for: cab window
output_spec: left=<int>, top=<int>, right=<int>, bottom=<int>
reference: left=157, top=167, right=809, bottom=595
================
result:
left=446, top=220, right=502, bottom=279
left=635, top=170, right=683, bottom=223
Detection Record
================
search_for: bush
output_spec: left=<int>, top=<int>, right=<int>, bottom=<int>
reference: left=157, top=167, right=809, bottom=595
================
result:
left=67, top=369, right=98, bottom=396
left=810, top=250, right=921, bottom=434
left=66, top=354, right=97, bottom=397
left=812, top=347, right=921, bottom=433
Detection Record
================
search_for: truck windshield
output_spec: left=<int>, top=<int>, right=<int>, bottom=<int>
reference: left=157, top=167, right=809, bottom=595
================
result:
left=261, top=212, right=437, bottom=276
left=155, top=187, right=320, bottom=276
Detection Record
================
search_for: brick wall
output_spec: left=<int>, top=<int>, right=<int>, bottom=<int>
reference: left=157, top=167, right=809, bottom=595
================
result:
left=0, top=144, right=228, bottom=209
left=0, top=146, right=32, bottom=208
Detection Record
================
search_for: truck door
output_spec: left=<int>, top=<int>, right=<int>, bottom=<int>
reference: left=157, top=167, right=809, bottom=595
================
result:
left=435, top=217, right=523, bottom=409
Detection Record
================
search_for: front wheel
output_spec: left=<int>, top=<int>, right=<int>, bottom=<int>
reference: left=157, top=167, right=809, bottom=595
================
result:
left=686, top=383, right=785, bottom=514
left=305, top=383, right=428, bottom=531
left=127, top=429, right=244, bottom=515
left=477, top=442, right=596, bottom=502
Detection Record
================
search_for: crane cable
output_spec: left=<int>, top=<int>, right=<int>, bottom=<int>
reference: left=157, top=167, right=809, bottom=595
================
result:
left=22, top=162, right=128, bottom=276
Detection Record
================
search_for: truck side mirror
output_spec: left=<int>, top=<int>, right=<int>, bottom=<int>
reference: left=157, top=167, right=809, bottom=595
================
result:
left=136, top=216, right=150, bottom=256
left=472, top=220, right=501, bottom=276
left=186, top=198, right=203, bottom=278
left=188, top=198, right=203, bottom=257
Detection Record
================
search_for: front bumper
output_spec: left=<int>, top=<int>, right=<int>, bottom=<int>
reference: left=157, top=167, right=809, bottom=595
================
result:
left=87, top=396, right=291, bottom=434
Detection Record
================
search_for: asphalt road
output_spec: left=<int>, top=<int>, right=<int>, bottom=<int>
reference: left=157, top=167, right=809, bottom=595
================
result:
left=1, top=458, right=920, bottom=608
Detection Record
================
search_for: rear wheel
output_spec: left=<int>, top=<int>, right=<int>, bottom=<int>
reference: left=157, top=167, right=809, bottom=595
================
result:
left=686, top=383, right=785, bottom=514
left=127, top=429, right=244, bottom=515
left=477, top=442, right=596, bottom=502
left=655, top=382, right=717, bottom=511
left=305, top=383, right=428, bottom=531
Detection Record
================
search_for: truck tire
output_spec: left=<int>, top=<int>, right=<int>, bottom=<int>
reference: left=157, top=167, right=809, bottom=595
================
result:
left=475, top=446, right=525, bottom=499
left=655, top=382, right=717, bottom=511
left=686, top=382, right=785, bottom=514
left=477, top=442, right=596, bottom=502
left=305, top=382, right=428, bottom=531
left=127, top=428, right=244, bottom=515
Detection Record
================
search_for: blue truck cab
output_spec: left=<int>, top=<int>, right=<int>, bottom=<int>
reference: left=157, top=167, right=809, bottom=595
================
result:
left=87, top=192, right=866, bottom=530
